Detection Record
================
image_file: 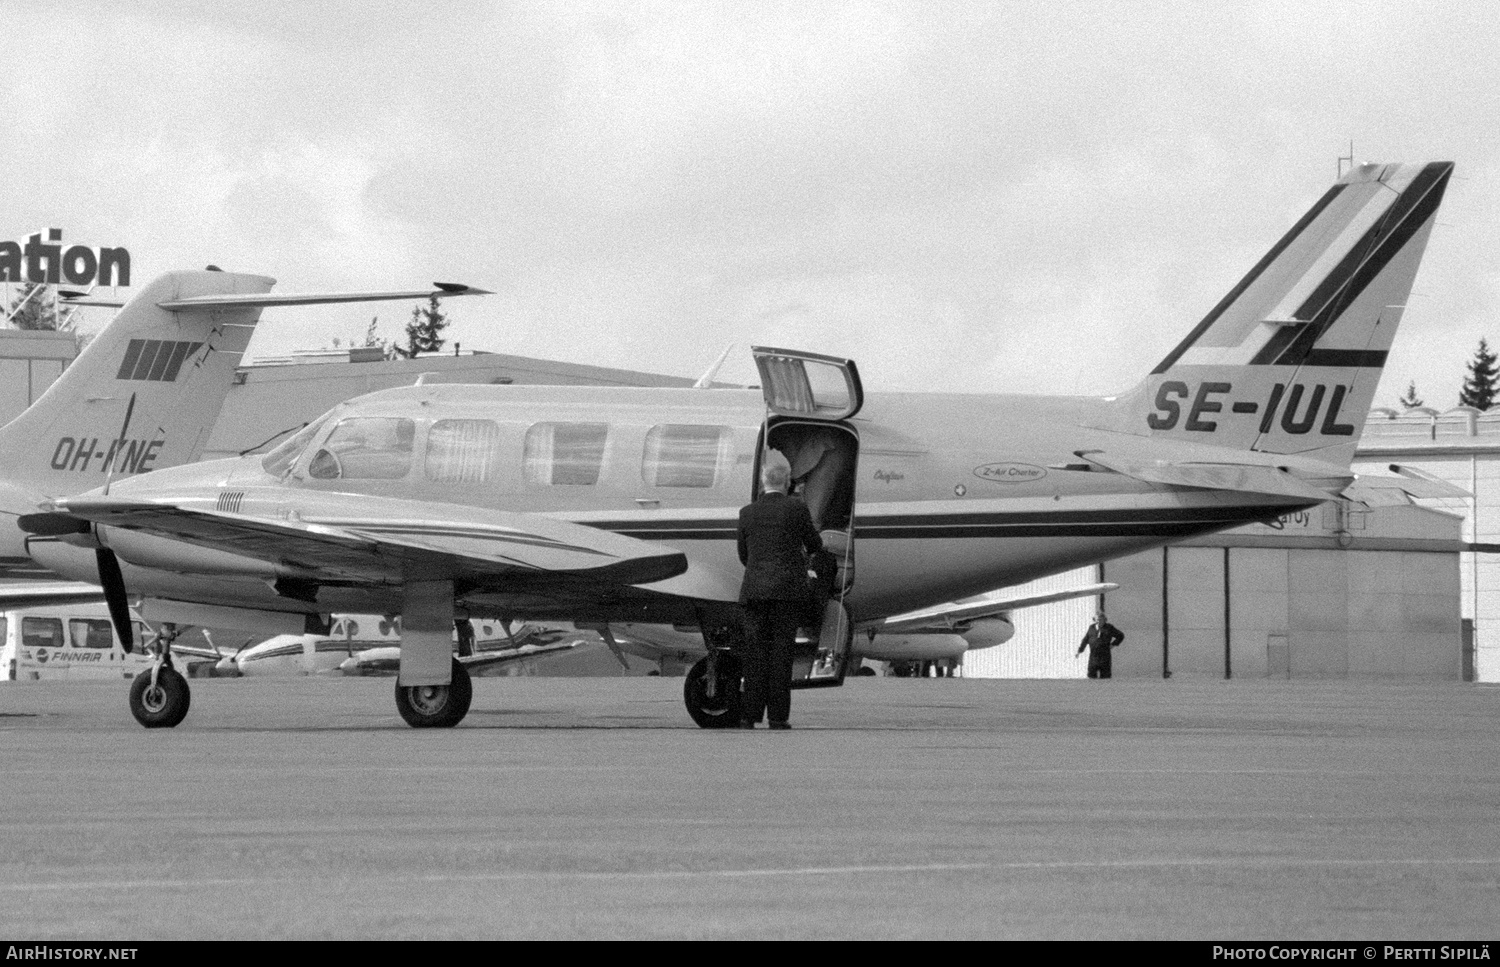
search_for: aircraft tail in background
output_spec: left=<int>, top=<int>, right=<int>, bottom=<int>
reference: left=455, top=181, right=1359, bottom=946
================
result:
left=0, top=271, right=493, bottom=497
left=0, top=269, right=275, bottom=495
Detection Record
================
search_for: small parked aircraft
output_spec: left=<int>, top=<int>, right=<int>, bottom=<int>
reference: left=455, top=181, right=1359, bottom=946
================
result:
left=22, top=161, right=1461, bottom=730
left=203, top=613, right=580, bottom=677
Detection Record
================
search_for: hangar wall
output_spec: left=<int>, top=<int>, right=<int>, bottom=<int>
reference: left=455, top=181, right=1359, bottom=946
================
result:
left=965, top=504, right=1463, bottom=681
left=0, top=329, right=75, bottom=425
left=1354, top=406, right=1500, bottom=682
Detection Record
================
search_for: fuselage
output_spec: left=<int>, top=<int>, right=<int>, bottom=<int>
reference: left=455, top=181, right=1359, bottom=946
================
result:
left=28, top=382, right=1322, bottom=630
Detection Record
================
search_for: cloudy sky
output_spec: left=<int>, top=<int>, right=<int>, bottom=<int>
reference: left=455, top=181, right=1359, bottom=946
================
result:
left=3, top=0, right=1497, bottom=408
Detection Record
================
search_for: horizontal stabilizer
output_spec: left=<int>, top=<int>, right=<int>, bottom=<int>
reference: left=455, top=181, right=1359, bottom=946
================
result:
left=57, top=296, right=125, bottom=308
left=1343, top=465, right=1470, bottom=505
left=1078, top=451, right=1339, bottom=502
left=156, top=283, right=490, bottom=311
left=876, top=582, right=1118, bottom=634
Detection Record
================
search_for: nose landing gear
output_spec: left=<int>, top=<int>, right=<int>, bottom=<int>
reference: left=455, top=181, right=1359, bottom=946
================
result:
left=130, top=662, right=191, bottom=728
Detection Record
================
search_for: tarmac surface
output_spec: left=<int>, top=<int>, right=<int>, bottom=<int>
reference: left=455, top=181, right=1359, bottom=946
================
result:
left=0, top=675, right=1497, bottom=940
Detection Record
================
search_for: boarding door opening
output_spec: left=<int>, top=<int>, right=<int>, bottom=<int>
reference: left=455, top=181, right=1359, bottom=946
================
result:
left=752, top=347, right=862, bottom=689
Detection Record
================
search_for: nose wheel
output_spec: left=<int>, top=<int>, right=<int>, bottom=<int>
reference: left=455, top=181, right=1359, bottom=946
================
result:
left=394, top=657, right=473, bottom=728
left=684, top=652, right=742, bottom=729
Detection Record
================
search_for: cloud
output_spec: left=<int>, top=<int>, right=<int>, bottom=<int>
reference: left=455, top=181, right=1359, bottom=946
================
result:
left=2, top=0, right=1495, bottom=408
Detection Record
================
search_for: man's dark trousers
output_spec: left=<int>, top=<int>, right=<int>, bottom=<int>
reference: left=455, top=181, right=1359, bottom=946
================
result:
left=741, top=601, right=799, bottom=725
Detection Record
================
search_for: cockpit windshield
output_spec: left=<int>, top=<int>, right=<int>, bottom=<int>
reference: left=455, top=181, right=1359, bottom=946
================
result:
left=260, top=411, right=336, bottom=478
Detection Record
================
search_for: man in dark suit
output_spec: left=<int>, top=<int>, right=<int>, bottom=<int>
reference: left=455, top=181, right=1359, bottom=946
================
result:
left=1077, top=611, right=1125, bottom=679
left=737, top=458, right=823, bottom=729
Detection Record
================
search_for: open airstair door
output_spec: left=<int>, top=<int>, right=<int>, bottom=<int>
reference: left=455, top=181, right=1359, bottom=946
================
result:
left=751, top=347, right=864, bottom=422
left=752, top=347, right=862, bottom=688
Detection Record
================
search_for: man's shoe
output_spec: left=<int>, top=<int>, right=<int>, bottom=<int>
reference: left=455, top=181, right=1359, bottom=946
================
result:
left=768, top=721, right=791, bottom=730
left=739, top=720, right=758, bottom=729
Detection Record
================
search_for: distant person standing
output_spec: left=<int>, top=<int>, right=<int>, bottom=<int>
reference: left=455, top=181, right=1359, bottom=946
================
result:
left=1077, top=612, right=1124, bottom=679
left=737, top=458, right=823, bottom=729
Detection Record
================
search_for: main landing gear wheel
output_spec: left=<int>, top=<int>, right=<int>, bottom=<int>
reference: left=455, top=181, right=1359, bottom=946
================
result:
left=394, top=657, right=472, bottom=728
left=129, top=666, right=191, bottom=729
left=684, top=653, right=742, bottom=729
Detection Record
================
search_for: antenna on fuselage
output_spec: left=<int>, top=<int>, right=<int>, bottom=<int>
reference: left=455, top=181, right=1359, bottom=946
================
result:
left=694, top=345, right=733, bottom=388
left=102, top=392, right=137, bottom=496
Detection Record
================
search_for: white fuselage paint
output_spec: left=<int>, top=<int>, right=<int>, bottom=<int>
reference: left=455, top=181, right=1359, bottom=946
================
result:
left=28, top=383, right=1321, bottom=632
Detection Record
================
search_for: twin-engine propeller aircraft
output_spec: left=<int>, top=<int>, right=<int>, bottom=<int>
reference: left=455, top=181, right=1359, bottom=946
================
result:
left=21, top=161, right=1463, bottom=729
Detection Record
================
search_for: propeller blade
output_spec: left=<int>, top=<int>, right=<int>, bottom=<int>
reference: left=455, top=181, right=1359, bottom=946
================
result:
left=95, top=548, right=134, bottom=653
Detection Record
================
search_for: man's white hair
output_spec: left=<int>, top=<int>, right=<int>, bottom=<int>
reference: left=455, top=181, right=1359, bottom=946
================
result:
left=761, top=459, right=791, bottom=492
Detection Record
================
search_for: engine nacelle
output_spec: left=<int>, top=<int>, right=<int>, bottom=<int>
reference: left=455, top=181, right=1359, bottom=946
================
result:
left=958, top=615, right=1015, bottom=651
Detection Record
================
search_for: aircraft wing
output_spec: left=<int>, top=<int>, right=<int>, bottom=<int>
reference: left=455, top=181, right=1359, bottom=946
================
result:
left=39, top=496, right=688, bottom=590
left=1078, top=451, right=1339, bottom=502
left=0, top=581, right=105, bottom=609
left=874, top=582, right=1119, bottom=634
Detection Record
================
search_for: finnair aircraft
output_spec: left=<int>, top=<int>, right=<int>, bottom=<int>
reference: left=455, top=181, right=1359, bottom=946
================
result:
left=23, top=161, right=1459, bottom=731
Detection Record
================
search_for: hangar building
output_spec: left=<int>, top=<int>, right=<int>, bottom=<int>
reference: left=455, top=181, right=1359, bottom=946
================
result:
left=965, top=501, right=1465, bottom=681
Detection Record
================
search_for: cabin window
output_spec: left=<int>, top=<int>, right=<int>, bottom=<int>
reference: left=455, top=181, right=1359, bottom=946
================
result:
left=21, top=617, right=64, bottom=651
left=69, top=619, right=114, bottom=650
left=308, top=417, right=415, bottom=480
left=524, top=423, right=608, bottom=486
left=426, top=419, right=503, bottom=484
left=642, top=425, right=731, bottom=488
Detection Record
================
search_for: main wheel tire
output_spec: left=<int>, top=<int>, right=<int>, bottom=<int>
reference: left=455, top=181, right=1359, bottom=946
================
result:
left=129, top=666, right=191, bottom=729
left=684, top=654, right=742, bottom=729
left=394, top=657, right=473, bottom=728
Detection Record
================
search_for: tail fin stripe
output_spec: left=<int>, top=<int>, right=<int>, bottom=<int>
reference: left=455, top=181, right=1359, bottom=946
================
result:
left=115, top=340, right=144, bottom=381
left=1271, top=162, right=1452, bottom=366
left=1289, top=162, right=1450, bottom=326
left=1302, top=348, right=1388, bottom=368
left=1150, top=183, right=1347, bottom=375
left=1248, top=323, right=1308, bottom=365
left=146, top=343, right=178, bottom=381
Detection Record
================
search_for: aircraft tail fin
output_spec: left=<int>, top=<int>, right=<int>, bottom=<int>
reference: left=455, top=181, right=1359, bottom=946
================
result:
left=1107, top=161, right=1454, bottom=466
left=0, top=269, right=276, bottom=494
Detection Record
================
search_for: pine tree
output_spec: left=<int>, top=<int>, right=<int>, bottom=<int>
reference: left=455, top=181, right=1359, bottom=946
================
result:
left=6, top=282, right=61, bottom=330
left=1398, top=381, right=1424, bottom=410
left=398, top=295, right=447, bottom=358
left=1460, top=339, right=1499, bottom=410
